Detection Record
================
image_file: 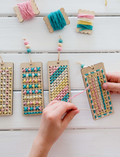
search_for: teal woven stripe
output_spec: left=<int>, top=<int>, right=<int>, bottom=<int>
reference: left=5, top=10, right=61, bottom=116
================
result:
left=50, top=65, right=67, bottom=84
left=61, top=93, right=69, bottom=102
left=24, top=111, right=42, bottom=115
left=97, top=76, right=106, bottom=110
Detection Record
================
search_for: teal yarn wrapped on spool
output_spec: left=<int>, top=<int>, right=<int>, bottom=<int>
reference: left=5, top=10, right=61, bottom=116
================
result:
left=48, top=10, right=66, bottom=31
left=77, top=24, right=93, bottom=31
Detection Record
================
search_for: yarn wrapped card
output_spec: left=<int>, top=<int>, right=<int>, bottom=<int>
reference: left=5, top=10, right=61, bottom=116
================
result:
left=48, top=61, right=71, bottom=102
left=14, top=0, right=40, bottom=23
left=76, top=9, right=95, bottom=35
left=21, top=62, right=44, bottom=116
left=0, top=63, right=14, bottom=116
left=43, top=8, right=70, bottom=33
left=81, top=62, right=114, bottom=120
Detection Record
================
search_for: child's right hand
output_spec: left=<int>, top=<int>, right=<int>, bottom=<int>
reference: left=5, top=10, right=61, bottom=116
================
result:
left=103, top=72, right=120, bottom=94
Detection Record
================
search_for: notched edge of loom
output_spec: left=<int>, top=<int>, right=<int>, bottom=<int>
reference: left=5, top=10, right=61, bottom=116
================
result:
left=13, top=6, right=24, bottom=23
left=31, top=0, right=40, bottom=15
left=76, top=9, right=95, bottom=35
left=60, top=8, right=70, bottom=25
left=43, top=16, right=54, bottom=33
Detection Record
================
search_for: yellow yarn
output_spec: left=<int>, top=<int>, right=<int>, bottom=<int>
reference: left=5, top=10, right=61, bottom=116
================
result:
left=51, top=77, right=68, bottom=100
left=78, top=20, right=93, bottom=26
left=105, top=0, right=107, bottom=6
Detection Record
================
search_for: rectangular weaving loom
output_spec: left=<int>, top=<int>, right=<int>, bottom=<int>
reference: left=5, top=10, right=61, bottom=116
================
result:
left=21, top=62, right=44, bottom=116
left=0, top=62, right=14, bottom=116
left=48, top=60, right=71, bottom=102
left=81, top=62, right=114, bottom=120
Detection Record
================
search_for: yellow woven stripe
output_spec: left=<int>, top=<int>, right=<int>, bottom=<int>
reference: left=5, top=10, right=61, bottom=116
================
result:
left=77, top=20, right=93, bottom=25
left=51, top=77, right=68, bottom=100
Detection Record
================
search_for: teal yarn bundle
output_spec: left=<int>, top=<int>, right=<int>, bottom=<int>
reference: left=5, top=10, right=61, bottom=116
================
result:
left=48, top=10, right=66, bottom=31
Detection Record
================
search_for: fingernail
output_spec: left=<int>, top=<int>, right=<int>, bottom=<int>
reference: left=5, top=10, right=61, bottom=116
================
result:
left=74, top=109, right=80, bottom=115
left=103, top=83, right=107, bottom=89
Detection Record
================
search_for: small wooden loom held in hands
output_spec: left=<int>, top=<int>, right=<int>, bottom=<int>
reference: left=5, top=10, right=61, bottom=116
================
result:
left=81, top=62, right=114, bottom=120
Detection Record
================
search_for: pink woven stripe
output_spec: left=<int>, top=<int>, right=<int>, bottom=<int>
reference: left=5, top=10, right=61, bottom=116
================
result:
left=54, top=85, right=69, bottom=101
left=50, top=66, right=59, bottom=76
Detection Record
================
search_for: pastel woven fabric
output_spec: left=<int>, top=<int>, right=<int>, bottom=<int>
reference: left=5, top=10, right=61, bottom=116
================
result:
left=49, top=65, right=70, bottom=102
left=84, top=68, right=113, bottom=120
left=0, top=66, right=13, bottom=116
left=22, top=66, right=43, bottom=115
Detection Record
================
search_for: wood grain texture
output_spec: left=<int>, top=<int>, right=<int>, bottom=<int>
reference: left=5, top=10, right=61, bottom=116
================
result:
left=0, top=91, right=120, bottom=130
left=1, top=0, right=120, bottom=16
left=1, top=129, right=120, bottom=157
left=0, top=17, right=120, bottom=52
left=0, top=54, right=120, bottom=91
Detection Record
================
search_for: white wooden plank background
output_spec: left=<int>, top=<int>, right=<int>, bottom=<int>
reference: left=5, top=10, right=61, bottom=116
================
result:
left=0, top=0, right=120, bottom=156
left=1, top=0, right=120, bottom=16
left=1, top=129, right=120, bottom=157
left=0, top=17, right=120, bottom=52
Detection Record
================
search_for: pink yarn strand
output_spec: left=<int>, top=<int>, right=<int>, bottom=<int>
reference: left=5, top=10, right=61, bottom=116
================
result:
left=67, top=85, right=90, bottom=102
left=78, top=14, right=94, bottom=19
left=17, top=1, right=35, bottom=20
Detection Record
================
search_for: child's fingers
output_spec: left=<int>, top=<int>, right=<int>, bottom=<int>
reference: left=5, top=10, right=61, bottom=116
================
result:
left=47, top=100, right=59, bottom=107
left=62, top=109, right=80, bottom=128
left=103, top=82, right=120, bottom=92
left=106, top=72, right=120, bottom=82
left=54, top=102, right=78, bottom=118
left=45, top=101, right=60, bottom=112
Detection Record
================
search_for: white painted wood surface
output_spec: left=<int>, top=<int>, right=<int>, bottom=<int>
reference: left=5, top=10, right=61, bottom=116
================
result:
left=1, top=0, right=120, bottom=16
left=0, top=0, right=120, bottom=156
left=1, top=129, right=120, bottom=157
left=0, top=17, right=120, bottom=52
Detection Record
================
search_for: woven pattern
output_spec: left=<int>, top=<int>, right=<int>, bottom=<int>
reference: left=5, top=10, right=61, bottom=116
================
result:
left=49, top=65, right=70, bottom=102
left=0, top=64, right=13, bottom=116
left=84, top=68, right=113, bottom=120
left=22, top=66, right=43, bottom=115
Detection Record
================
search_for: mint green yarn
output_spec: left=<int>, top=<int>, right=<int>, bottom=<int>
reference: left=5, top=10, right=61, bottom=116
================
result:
left=48, top=10, right=66, bottom=31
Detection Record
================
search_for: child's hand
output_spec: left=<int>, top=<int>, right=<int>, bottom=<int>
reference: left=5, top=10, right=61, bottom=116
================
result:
left=29, top=101, right=79, bottom=157
left=103, top=72, right=120, bottom=94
